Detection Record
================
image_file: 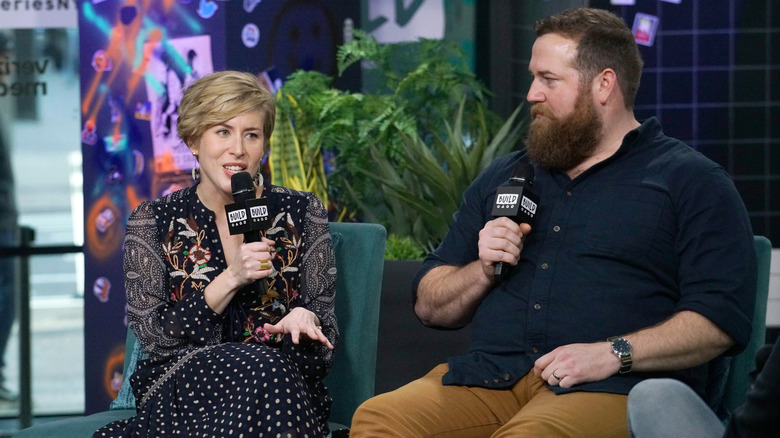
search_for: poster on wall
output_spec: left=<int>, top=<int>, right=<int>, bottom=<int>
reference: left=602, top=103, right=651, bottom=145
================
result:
left=79, top=0, right=227, bottom=413
left=143, top=35, right=213, bottom=175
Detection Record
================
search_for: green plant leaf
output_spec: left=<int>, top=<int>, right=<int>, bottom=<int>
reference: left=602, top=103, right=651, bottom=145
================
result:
left=276, top=32, right=528, bottom=249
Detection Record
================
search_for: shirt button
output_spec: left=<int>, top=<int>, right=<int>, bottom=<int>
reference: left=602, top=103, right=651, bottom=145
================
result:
left=566, top=191, right=573, bottom=196
left=534, top=303, right=541, bottom=310
left=531, top=347, right=539, bottom=354
left=553, top=225, right=561, bottom=232
left=483, top=380, right=489, bottom=385
left=541, top=263, right=549, bottom=270
left=492, top=378, right=500, bottom=385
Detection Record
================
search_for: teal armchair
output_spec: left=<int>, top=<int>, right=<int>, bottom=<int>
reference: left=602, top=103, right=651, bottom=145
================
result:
left=722, top=235, right=772, bottom=413
left=13, top=221, right=386, bottom=437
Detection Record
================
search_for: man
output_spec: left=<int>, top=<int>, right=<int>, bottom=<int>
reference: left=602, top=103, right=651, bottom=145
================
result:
left=350, top=7, right=756, bottom=437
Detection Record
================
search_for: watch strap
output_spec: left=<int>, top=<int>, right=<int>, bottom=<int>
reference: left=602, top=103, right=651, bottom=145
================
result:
left=608, top=336, right=633, bottom=374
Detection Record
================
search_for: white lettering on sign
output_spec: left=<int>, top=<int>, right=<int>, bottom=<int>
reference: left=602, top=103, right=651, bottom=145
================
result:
left=0, top=0, right=78, bottom=29
left=496, top=193, right=519, bottom=207
left=521, top=196, right=537, bottom=215
left=228, top=209, right=247, bottom=224
left=249, top=205, right=268, bottom=219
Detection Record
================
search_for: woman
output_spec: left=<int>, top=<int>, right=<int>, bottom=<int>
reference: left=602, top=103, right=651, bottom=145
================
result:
left=95, top=71, right=338, bottom=437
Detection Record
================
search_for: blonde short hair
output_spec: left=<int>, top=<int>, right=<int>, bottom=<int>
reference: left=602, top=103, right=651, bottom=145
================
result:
left=177, top=70, right=276, bottom=147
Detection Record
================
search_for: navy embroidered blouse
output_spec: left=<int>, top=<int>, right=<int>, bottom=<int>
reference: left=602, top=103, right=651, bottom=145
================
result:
left=125, top=183, right=338, bottom=387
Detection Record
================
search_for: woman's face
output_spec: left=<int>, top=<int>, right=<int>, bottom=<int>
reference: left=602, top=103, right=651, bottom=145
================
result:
left=190, top=110, right=265, bottom=201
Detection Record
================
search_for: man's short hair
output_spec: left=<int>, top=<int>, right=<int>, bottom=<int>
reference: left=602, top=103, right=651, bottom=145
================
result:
left=534, top=7, right=643, bottom=109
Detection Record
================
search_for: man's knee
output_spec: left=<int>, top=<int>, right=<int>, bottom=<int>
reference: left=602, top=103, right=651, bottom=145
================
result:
left=628, top=378, right=723, bottom=438
left=350, top=391, right=409, bottom=437
left=352, top=392, right=391, bottom=422
left=628, top=378, right=687, bottom=419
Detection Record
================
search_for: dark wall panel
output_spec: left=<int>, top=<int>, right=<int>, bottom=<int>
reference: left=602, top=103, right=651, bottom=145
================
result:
left=480, top=0, right=779, bottom=246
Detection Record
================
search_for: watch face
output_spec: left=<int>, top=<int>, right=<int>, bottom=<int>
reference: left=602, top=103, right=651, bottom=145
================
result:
left=612, top=338, right=631, bottom=355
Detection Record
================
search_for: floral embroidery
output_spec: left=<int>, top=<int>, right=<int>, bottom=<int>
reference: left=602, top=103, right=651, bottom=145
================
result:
left=254, top=326, right=271, bottom=342
left=187, top=244, right=211, bottom=266
left=158, top=186, right=310, bottom=345
left=259, top=212, right=302, bottom=311
left=162, top=216, right=216, bottom=302
left=240, top=314, right=282, bottom=344
left=241, top=211, right=301, bottom=330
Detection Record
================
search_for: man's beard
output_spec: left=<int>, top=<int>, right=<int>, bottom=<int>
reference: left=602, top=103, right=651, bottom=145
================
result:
left=524, top=88, right=603, bottom=171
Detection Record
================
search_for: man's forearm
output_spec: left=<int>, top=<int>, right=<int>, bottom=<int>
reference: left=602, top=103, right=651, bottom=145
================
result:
left=626, top=310, right=734, bottom=372
left=414, top=261, right=494, bottom=328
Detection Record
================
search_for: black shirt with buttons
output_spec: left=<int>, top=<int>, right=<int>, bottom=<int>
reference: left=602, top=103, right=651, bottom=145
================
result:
left=412, top=117, right=756, bottom=398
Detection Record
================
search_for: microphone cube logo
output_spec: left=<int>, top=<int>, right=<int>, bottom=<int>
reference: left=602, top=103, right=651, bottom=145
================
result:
left=249, top=205, right=268, bottom=220
left=225, top=202, right=252, bottom=235
left=246, top=198, right=271, bottom=229
left=496, top=193, right=519, bottom=208
left=520, top=196, right=537, bottom=215
left=492, top=185, right=540, bottom=226
left=491, top=186, right=524, bottom=218
left=228, top=208, right=248, bottom=225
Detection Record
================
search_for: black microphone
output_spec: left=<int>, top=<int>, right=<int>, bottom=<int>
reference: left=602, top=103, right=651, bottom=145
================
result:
left=225, top=171, right=271, bottom=296
left=490, top=161, right=539, bottom=283
left=225, top=172, right=270, bottom=243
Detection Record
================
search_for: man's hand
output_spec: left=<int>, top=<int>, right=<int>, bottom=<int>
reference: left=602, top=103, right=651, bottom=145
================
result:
left=533, top=311, right=735, bottom=389
left=533, top=342, right=621, bottom=388
left=415, top=218, right=532, bottom=328
left=477, top=217, right=532, bottom=280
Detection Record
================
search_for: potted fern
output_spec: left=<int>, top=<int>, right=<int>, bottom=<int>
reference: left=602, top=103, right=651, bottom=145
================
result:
left=268, top=31, right=528, bottom=253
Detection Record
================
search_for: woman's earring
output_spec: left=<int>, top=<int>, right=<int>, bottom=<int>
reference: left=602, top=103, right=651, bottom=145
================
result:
left=191, top=166, right=200, bottom=181
left=253, top=170, right=264, bottom=187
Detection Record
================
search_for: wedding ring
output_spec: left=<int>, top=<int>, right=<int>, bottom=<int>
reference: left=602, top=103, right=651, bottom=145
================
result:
left=552, top=371, right=564, bottom=381
left=259, top=260, right=271, bottom=270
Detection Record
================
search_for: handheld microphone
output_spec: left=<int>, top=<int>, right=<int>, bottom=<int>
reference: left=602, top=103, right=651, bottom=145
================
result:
left=225, top=172, right=270, bottom=242
left=225, top=171, right=271, bottom=295
left=490, top=161, right=539, bottom=283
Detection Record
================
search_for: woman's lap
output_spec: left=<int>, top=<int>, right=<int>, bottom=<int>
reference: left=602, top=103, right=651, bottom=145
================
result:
left=95, top=342, right=324, bottom=437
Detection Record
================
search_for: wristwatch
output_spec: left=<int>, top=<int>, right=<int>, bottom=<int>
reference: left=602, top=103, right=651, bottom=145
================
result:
left=608, top=336, right=633, bottom=374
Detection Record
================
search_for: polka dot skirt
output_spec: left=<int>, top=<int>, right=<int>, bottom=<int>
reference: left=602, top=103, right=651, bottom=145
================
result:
left=95, top=343, right=326, bottom=437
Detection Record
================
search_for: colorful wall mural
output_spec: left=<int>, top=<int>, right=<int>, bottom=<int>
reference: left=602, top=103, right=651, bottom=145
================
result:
left=79, top=0, right=227, bottom=413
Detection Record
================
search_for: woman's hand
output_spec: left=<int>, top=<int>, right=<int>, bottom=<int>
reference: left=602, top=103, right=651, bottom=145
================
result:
left=204, top=237, right=276, bottom=315
left=225, top=237, right=276, bottom=288
left=264, top=307, right=334, bottom=349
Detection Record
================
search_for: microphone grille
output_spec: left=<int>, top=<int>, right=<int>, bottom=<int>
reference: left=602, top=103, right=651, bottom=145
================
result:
left=231, top=172, right=255, bottom=202
left=520, top=162, right=534, bottom=182
left=509, top=161, right=534, bottom=184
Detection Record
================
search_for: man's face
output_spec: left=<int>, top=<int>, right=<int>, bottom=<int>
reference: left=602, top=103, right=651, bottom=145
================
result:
left=526, top=34, right=582, bottom=121
left=525, top=34, right=602, bottom=171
